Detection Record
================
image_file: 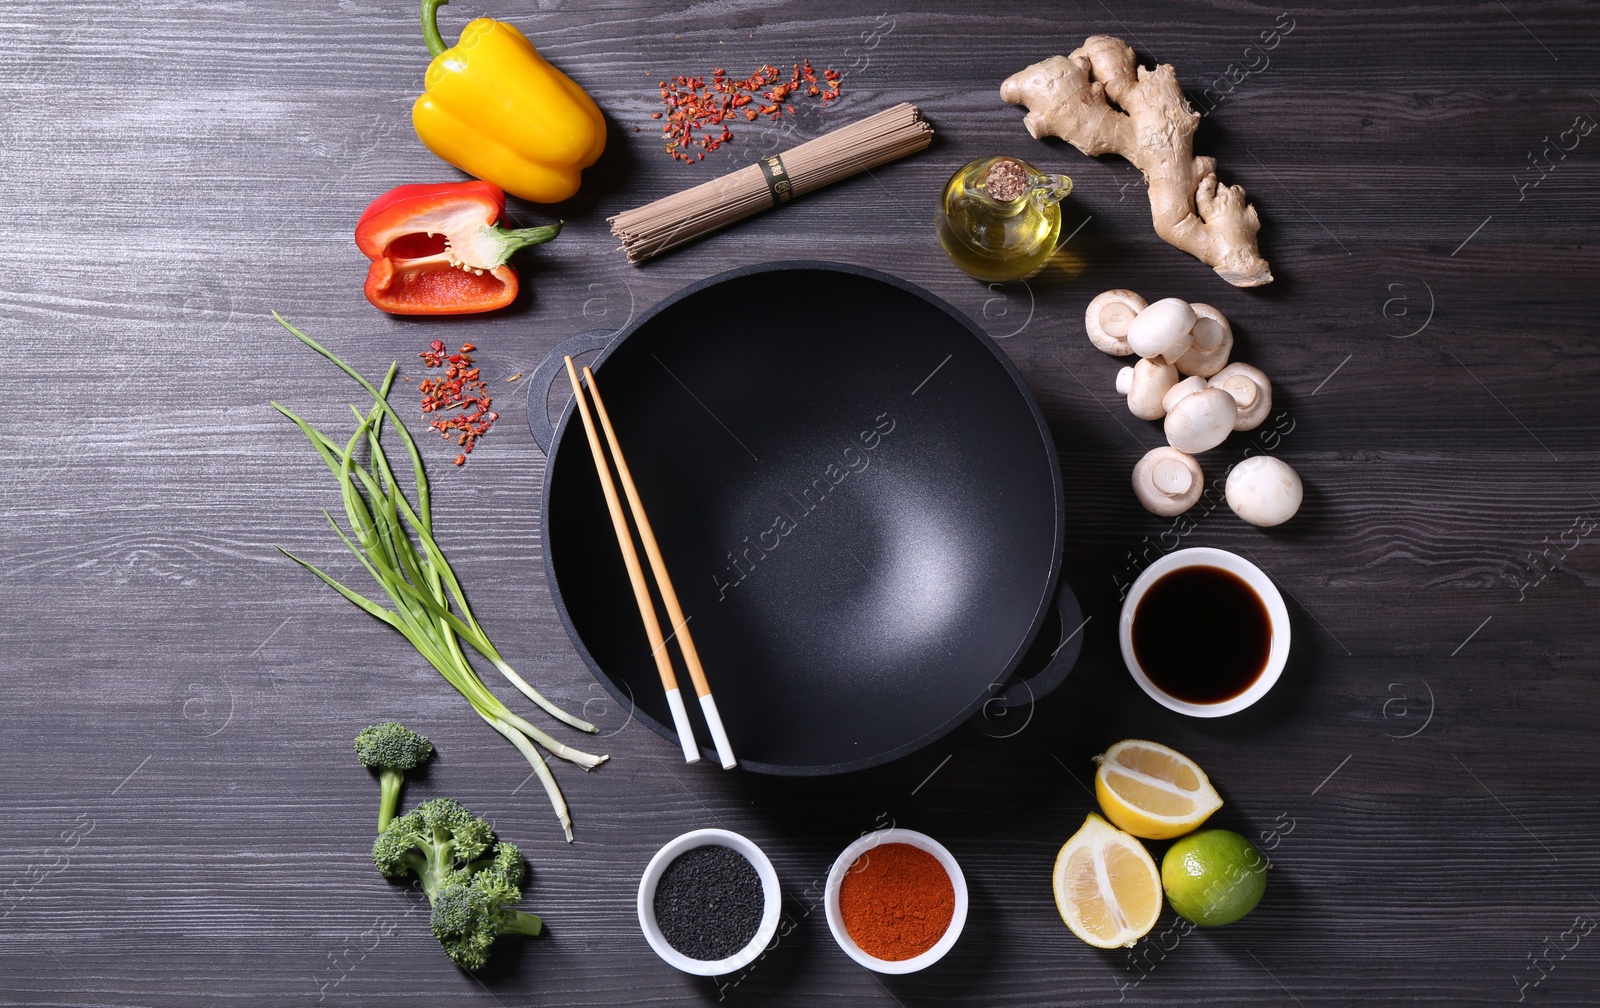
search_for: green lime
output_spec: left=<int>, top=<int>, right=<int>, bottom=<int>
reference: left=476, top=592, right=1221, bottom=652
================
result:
left=1160, top=829, right=1268, bottom=926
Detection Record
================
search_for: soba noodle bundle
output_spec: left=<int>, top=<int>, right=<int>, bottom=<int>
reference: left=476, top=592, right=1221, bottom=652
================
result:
left=609, top=103, right=934, bottom=264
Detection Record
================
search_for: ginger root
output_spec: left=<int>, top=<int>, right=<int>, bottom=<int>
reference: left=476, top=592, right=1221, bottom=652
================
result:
left=1001, top=37, right=1273, bottom=287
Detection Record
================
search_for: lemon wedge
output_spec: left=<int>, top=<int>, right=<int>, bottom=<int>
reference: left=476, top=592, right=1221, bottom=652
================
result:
left=1094, top=739, right=1223, bottom=840
left=1052, top=812, right=1163, bottom=948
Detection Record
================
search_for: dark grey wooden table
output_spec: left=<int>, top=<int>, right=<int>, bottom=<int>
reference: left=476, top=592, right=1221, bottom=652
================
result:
left=4, top=1, right=1597, bottom=1005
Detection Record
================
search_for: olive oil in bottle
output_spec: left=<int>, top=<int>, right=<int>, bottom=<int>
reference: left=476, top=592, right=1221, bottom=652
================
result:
left=935, top=156, right=1072, bottom=282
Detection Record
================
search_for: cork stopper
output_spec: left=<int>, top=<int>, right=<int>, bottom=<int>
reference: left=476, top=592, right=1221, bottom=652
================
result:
left=983, top=158, right=1029, bottom=202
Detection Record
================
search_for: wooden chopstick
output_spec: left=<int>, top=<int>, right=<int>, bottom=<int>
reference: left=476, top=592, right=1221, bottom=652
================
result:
left=562, top=356, right=700, bottom=764
left=582, top=365, right=736, bottom=769
left=561, top=357, right=735, bottom=768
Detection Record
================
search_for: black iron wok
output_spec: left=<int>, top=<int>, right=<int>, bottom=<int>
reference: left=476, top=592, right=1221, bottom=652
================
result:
left=529, top=262, right=1080, bottom=775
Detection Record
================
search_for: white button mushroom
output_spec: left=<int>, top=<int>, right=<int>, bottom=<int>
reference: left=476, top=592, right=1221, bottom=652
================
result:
left=1127, top=298, right=1197, bottom=361
left=1124, top=357, right=1179, bottom=421
left=1163, top=386, right=1238, bottom=453
left=1116, top=365, right=1134, bottom=395
left=1085, top=289, right=1148, bottom=356
left=1173, top=303, right=1233, bottom=377
left=1132, top=447, right=1204, bottom=516
left=1208, top=362, right=1272, bottom=431
left=1160, top=376, right=1209, bottom=414
left=1226, top=455, right=1303, bottom=526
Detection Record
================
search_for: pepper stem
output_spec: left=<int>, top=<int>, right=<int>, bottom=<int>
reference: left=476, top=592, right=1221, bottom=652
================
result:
left=421, top=0, right=451, bottom=58
left=448, top=222, right=564, bottom=271
left=488, top=222, right=564, bottom=257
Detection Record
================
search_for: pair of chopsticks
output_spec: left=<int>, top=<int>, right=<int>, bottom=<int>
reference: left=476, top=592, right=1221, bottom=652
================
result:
left=562, top=357, right=736, bottom=769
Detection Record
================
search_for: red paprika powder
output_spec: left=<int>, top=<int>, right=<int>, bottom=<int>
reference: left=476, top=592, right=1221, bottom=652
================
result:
left=838, top=842, right=955, bottom=961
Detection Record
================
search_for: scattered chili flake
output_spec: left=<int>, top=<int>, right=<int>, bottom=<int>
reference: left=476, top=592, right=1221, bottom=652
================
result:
left=418, top=341, right=498, bottom=465
left=653, top=58, right=843, bottom=163
left=506, top=372, right=523, bottom=383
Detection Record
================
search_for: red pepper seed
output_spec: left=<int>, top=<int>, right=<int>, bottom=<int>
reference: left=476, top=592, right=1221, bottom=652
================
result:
left=653, top=59, right=842, bottom=163
left=415, top=341, right=498, bottom=466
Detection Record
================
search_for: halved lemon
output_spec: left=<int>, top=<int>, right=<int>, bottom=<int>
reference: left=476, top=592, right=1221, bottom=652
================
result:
left=1093, top=739, right=1223, bottom=840
left=1052, top=812, right=1163, bottom=948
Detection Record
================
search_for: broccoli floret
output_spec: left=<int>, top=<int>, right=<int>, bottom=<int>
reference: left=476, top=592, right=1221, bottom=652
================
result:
left=371, top=797, right=542, bottom=970
left=470, top=841, right=528, bottom=905
left=355, top=722, right=433, bottom=832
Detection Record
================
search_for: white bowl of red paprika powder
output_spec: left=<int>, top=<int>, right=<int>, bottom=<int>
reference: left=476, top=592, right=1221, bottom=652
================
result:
left=823, top=828, right=968, bottom=973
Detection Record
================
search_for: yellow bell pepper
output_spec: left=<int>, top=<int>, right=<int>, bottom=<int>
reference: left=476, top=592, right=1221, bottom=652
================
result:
left=412, top=0, right=606, bottom=204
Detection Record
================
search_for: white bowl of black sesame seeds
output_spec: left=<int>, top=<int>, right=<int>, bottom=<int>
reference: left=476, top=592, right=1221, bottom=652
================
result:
left=637, top=828, right=781, bottom=976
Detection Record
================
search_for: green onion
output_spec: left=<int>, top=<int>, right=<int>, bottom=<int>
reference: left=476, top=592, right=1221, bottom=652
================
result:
left=270, top=312, right=605, bottom=842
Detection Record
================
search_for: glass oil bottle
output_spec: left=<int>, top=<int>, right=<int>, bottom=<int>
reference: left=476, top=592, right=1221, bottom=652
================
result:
left=935, top=156, right=1073, bottom=282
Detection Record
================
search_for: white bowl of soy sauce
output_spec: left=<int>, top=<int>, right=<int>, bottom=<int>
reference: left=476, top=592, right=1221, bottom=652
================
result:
left=637, top=828, right=781, bottom=976
left=1119, top=547, right=1290, bottom=717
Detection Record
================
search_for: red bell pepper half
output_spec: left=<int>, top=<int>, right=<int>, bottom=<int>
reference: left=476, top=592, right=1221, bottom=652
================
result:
left=354, top=181, right=561, bottom=315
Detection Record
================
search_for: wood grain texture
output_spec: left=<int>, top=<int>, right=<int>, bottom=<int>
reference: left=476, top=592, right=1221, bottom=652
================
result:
left=2, top=1, right=1598, bottom=1005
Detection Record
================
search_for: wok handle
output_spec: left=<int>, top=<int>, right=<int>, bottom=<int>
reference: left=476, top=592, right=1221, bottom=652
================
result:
left=526, top=329, right=617, bottom=455
left=991, top=576, right=1085, bottom=709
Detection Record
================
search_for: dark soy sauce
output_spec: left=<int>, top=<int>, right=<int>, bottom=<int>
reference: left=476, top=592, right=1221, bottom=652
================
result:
left=1132, top=566, right=1272, bottom=703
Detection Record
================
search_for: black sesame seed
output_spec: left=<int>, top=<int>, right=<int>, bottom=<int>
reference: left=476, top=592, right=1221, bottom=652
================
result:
left=653, top=844, right=763, bottom=962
